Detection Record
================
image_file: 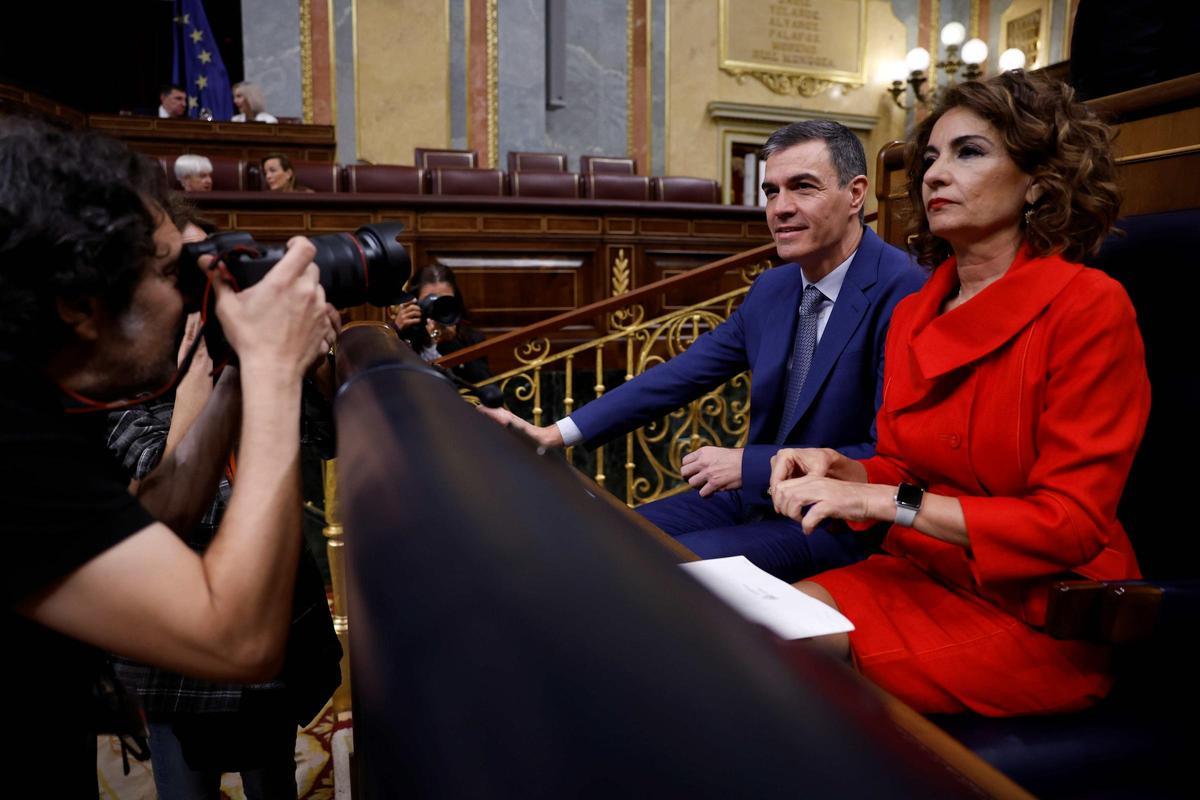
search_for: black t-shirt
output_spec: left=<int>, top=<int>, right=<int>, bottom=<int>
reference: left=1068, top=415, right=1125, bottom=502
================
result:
left=0, top=353, right=155, bottom=794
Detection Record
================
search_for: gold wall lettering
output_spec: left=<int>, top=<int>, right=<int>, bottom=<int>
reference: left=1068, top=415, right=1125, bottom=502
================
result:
left=719, top=0, right=866, bottom=96
left=1006, top=10, right=1043, bottom=68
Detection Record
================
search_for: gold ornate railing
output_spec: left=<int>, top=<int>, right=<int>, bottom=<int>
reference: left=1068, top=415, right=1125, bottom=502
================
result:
left=439, top=243, right=783, bottom=507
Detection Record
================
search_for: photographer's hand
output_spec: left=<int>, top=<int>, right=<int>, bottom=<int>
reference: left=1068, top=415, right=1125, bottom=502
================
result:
left=211, top=237, right=340, bottom=379
left=392, top=300, right=422, bottom=332
left=163, top=312, right=213, bottom=460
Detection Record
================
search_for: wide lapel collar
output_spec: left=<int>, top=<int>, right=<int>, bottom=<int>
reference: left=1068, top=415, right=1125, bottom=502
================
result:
left=782, top=227, right=879, bottom=433
left=889, top=249, right=1081, bottom=412
left=752, top=263, right=805, bottom=411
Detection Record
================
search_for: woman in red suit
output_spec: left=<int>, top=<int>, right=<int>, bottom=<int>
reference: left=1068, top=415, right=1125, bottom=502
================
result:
left=768, top=70, right=1150, bottom=716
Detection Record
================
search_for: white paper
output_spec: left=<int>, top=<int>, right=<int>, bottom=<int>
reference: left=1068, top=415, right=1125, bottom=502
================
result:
left=680, top=556, right=855, bottom=640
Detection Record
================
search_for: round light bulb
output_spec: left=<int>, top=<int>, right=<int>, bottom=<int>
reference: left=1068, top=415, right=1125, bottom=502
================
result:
left=940, top=22, right=966, bottom=47
left=905, top=47, right=931, bottom=73
left=878, top=59, right=908, bottom=84
left=998, top=48, right=1027, bottom=71
left=961, top=38, right=988, bottom=65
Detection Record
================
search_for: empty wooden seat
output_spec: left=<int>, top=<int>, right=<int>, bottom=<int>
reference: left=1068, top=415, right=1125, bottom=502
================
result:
left=507, top=151, right=568, bottom=172
left=431, top=167, right=507, bottom=196
left=652, top=176, right=721, bottom=204
left=583, top=173, right=650, bottom=201
left=415, top=148, right=479, bottom=170
left=580, top=155, right=636, bottom=175
left=509, top=171, right=581, bottom=198
left=343, top=164, right=425, bottom=194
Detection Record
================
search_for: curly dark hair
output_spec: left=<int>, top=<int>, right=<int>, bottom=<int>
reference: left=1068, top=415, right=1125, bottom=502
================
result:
left=0, top=117, right=168, bottom=358
left=905, top=70, right=1121, bottom=267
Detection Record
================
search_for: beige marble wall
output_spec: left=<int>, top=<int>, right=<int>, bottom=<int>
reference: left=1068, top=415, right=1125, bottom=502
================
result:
left=355, top=0, right=450, bottom=164
left=666, top=0, right=908, bottom=215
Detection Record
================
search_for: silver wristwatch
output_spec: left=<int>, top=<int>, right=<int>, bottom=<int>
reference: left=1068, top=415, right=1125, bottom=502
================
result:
left=894, top=483, right=924, bottom=527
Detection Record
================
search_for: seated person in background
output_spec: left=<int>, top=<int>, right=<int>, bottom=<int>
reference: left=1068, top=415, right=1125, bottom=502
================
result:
left=106, top=200, right=341, bottom=799
left=769, top=70, right=1149, bottom=716
left=174, top=154, right=214, bottom=192
left=232, top=81, right=279, bottom=123
left=262, top=153, right=313, bottom=193
left=0, top=118, right=339, bottom=795
left=159, top=83, right=187, bottom=118
left=393, top=264, right=491, bottom=385
left=481, top=120, right=925, bottom=581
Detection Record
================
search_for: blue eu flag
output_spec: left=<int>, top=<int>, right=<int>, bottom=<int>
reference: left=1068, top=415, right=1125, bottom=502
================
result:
left=172, top=0, right=234, bottom=121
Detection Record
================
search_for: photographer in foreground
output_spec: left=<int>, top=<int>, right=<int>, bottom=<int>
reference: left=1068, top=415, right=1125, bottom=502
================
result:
left=0, top=118, right=339, bottom=794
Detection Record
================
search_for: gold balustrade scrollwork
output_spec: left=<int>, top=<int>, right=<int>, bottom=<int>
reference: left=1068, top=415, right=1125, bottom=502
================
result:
left=610, top=303, right=645, bottom=331
left=740, top=258, right=773, bottom=284
left=471, top=274, right=776, bottom=507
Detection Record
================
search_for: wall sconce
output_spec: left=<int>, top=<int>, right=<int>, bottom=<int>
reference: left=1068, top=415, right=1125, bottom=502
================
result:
left=886, top=22, right=990, bottom=110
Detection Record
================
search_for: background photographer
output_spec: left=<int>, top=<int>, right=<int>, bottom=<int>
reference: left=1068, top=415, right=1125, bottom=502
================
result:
left=392, top=264, right=491, bottom=385
left=0, top=118, right=338, bottom=795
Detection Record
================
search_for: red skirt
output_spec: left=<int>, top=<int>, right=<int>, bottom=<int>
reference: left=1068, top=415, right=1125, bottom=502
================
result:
left=809, top=555, right=1114, bottom=716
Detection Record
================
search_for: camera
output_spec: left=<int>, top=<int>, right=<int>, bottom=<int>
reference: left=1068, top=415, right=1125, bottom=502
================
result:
left=399, top=292, right=464, bottom=327
left=178, top=222, right=412, bottom=311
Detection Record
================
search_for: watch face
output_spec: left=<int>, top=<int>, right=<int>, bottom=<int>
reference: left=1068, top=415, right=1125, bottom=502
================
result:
left=896, top=483, right=923, bottom=508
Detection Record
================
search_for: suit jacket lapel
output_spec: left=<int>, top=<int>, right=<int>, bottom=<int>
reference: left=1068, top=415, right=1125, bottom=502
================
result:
left=888, top=248, right=1083, bottom=413
left=780, top=228, right=879, bottom=438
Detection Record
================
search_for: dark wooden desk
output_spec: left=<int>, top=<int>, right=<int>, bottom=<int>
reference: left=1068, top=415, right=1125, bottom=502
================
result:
left=0, top=82, right=336, bottom=163
left=87, top=114, right=337, bottom=162
left=192, top=192, right=771, bottom=354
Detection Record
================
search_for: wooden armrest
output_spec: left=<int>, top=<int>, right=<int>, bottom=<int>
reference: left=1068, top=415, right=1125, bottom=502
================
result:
left=1047, top=579, right=1180, bottom=644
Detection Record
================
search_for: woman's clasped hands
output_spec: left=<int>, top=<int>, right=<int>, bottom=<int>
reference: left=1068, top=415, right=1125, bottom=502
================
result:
left=768, top=447, right=886, bottom=534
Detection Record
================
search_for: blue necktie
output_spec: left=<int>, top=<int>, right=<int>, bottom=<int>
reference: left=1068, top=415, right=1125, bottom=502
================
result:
left=775, top=284, right=824, bottom=444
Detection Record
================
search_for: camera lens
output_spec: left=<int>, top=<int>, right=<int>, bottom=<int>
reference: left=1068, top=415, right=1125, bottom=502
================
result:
left=179, top=223, right=412, bottom=310
left=309, top=223, right=411, bottom=308
left=418, top=294, right=464, bottom=326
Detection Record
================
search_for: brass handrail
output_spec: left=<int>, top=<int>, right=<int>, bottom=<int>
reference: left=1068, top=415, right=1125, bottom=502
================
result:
left=435, top=241, right=778, bottom=369
left=466, top=254, right=780, bottom=507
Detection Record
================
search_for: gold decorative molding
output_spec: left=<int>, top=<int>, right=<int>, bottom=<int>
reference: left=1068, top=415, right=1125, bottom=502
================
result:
left=611, top=247, right=631, bottom=295
left=1000, top=0, right=1052, bottom=70
left=323, top=458, right=351, bottom=713
left=486, top=0, right=498, bottom=168
left=664, top=0, right=671, bottom=175
left=627, top=0, right=635, bottom=158
left=728, top=71, right=841, bottom=98
left=327, top=0, right=338, bottom=125
left=930, top=0, right=941, bottom=91
left=300, top=0, right=314, bottom=123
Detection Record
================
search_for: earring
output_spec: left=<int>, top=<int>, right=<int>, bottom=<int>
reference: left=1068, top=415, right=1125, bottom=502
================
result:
left=1024, top=206, right=1034, bottom=225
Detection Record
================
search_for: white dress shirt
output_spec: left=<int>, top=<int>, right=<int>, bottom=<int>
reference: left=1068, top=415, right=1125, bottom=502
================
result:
left=555, top=249, right=858, bottom=446
left=232, top=111, right=279, bottom=123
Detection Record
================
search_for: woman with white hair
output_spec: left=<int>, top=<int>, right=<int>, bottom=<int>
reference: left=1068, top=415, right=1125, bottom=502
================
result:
left=174, top=154, right=213, bottom=192
left=231, top=81, right=279, bottom=123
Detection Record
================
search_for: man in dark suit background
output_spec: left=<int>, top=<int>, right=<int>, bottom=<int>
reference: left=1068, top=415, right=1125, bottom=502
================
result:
left=158, top=84, right=187, bottom=118
left=483, top=120, right=925, bottom=580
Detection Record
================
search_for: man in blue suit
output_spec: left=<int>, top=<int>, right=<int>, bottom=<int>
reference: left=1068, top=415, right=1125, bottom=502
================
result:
left=484, top=120, right=925, bottom=580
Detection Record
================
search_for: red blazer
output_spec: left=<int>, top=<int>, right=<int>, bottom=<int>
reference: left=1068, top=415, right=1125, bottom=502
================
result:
left=860, top=249, right=1151, bottom=627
